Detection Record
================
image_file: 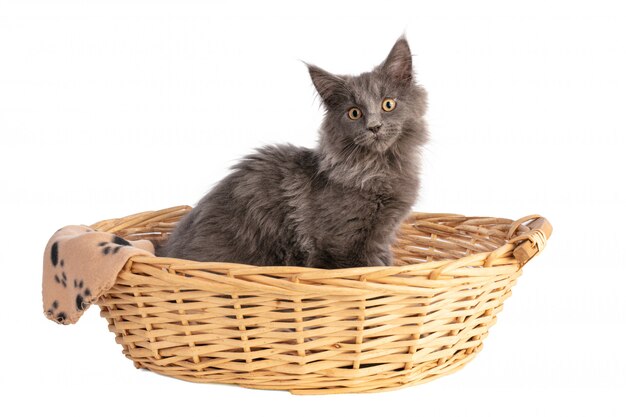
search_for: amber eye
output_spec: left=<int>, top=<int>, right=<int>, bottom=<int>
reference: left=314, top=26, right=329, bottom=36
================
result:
left=347, top=107, right=362, bottom=120
left=382, top=98, right=396, bottom=112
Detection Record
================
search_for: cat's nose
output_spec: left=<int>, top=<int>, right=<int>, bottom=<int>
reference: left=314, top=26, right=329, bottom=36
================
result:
left=367, top=121, right=382, bottom=133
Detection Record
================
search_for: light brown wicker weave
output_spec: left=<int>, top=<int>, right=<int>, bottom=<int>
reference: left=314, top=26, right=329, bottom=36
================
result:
left=91, top=205, right=551, bottom=394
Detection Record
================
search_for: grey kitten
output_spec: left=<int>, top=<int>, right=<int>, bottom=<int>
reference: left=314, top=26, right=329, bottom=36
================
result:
left=160, top=36, right=428, bottom=268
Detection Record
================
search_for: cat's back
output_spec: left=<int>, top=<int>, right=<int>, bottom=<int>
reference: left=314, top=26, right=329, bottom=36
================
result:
left=227, top=143, right=317, bottom=197
left=161, top=143, right=318, bottom=262
left=233, top=143, right=317, bottom=177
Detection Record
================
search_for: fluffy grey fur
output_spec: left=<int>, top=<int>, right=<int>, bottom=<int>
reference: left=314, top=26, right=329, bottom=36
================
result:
left=160, top=37, right=428, bottom=268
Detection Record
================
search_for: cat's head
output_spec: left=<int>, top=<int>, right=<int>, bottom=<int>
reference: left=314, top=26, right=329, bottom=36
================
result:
left=308, top=36, right=427, bottom=155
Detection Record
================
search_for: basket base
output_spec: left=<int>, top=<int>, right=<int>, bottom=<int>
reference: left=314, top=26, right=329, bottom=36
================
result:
left=125, top=345, right=481, bottom=394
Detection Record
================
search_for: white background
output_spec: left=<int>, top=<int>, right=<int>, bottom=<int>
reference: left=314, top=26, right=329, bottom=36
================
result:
left=1, top=0, right=624, bottom=415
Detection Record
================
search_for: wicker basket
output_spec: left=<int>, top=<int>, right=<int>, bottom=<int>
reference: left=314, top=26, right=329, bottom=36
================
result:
left=91, top=205, right=551, bottom=394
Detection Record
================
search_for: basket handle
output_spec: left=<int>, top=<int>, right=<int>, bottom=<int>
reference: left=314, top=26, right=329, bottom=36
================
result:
left=508, top=216, right=552, bottom=265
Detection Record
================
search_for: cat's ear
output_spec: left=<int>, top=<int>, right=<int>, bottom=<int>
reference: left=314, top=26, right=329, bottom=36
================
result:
left=307, top=64, right=348, bottom=107
left=380, top=36, right=413, bottom=86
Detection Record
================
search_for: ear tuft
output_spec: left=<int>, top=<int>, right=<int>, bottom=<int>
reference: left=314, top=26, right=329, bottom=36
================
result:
left=306, top=63, right=347, bottom=107
left=381, top=36, right=413, bottom=85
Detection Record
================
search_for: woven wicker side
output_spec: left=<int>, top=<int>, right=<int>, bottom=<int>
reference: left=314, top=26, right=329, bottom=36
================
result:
left=94, top=206, right=549, bottom=394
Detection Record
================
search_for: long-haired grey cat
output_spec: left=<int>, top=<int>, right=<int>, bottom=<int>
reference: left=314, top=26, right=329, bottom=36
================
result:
left=160, top=36, right=428, bottom=268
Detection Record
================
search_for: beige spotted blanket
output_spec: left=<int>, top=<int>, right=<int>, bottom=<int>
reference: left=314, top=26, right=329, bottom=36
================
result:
left=42, top=225, right=154, bottom=324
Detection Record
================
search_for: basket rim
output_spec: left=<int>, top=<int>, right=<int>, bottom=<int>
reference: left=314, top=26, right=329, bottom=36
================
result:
left=94, top=206, right=551, bottom=294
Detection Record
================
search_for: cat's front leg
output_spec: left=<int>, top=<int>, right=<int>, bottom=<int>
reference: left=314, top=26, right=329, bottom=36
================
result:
left=306, top=249, right=366, bottom=269
left=306, top=245, right=393, bottom=268
left=362, top=246, right=393, bottom=267
left=374, top=247, right=394, bottom=266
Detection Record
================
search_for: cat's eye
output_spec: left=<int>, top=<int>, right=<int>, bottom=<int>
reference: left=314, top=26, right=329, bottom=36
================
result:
left=382, top=98, right=397, bottom=112
left=347, top=107, right=362, bottom=120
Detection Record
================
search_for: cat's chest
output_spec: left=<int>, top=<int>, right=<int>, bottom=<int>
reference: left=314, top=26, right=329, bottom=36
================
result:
left=306, top=185, right=406, bottom=229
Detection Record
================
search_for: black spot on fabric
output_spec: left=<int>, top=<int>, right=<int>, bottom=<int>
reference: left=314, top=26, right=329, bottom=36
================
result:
left=75, top=284, right=91, bottom=311
left=48, top=302, right=57, bottom=315
left=51, top=242, right=59, bottom=266
left=101, top=236, right=130, bottom=255
left=113, top=236, right=131, bottom=246
left=76, top=294, right=84, bottom=311
left=55, top=273, right=67, bottom=287
left=47, top=301, right=67, bottom=323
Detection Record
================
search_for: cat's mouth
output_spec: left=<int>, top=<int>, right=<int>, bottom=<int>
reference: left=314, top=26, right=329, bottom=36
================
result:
left=354, top=129, right=399, bottom=153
